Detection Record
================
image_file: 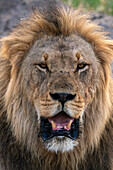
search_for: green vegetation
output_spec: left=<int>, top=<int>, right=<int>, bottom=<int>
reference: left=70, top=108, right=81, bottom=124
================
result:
left=63, top=0, right=113, bottom=15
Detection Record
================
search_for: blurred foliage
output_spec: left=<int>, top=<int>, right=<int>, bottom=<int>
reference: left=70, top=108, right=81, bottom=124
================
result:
left=63, top=0, right=113, bottom=15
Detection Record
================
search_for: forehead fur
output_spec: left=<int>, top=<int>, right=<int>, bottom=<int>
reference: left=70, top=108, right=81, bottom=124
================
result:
left=0, top=0, right=113, bottom=66
left=27, top=34, right=96, bottom=64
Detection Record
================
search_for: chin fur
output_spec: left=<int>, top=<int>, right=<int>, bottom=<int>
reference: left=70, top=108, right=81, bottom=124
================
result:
left=44, top=137, right=79, bottom=153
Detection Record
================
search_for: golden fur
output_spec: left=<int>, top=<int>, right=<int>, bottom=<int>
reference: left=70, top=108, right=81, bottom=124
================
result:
left=0, top=0, right=113, bottom=169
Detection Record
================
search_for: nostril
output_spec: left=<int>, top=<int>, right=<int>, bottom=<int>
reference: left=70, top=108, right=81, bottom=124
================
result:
left=50, top=93, right=76, bottom=104
left=66, top=94, right=76, bottom=101
left=50, top=93, right=61, bottom=101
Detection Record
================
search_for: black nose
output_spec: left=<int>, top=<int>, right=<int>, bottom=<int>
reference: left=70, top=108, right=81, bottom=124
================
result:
left=50, top=93, right=76, bottom=106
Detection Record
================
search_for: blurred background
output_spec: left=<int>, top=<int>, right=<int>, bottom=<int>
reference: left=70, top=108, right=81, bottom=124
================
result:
left=63, top=0, right=113, bottom=15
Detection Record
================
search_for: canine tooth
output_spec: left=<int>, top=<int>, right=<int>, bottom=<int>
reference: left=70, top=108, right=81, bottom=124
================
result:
left=51, top=121, right=57, bottom=129
left=67, top=120, right=73, bottom=129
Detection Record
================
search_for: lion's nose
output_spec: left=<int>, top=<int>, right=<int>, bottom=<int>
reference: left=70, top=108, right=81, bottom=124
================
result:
left=50, top=93, right=76, bottom=106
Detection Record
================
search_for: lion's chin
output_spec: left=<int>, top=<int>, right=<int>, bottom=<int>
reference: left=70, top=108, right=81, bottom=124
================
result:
left=44, top=136, right=79, bottom=153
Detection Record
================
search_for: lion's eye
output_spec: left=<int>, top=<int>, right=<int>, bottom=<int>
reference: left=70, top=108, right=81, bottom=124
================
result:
left=77, top=63, right=87, bottom=71
left=35, top=63, right=49, bottom=72
left=38, top=64, right=47, bottom=69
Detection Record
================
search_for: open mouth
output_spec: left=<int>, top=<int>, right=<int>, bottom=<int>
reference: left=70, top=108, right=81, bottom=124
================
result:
left=39, top=111, right=79, bottom=141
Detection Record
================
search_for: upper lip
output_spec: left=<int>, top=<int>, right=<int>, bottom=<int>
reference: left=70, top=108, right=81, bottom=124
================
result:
left=49, top=104, right=73, bottom=119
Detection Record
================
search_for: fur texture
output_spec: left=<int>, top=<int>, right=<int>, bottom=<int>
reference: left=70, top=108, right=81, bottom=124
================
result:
left=0, top=0, right=113, bottom=169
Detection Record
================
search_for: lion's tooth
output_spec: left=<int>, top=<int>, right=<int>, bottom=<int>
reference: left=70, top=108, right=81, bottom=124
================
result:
left=66, top=120, right=73, bottom=129
left=51, top=121, right=57, bottom=129
left=57, top=125, right=63, bottom=129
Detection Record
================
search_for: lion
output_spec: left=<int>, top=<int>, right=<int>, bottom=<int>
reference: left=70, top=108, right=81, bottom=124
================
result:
left=0, top=0, right=113, bottom=169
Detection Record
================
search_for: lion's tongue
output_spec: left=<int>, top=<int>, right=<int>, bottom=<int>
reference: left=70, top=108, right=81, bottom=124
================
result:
left=48, top=111, right=74, bottom=131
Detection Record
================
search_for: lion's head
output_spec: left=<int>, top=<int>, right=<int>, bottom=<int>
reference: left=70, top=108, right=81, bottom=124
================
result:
left=0, top=0, right=113, bottom=163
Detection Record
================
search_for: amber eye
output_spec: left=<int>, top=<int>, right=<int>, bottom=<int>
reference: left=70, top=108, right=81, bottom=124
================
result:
left=38, top=63, right=47, bottom=69
left=35, top=63, right=50, bottom=72
left=77, top=63, right=87, bottom=71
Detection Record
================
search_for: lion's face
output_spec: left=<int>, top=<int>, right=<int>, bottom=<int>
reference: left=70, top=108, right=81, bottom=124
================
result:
left=20, top=34, right=99, bottom=153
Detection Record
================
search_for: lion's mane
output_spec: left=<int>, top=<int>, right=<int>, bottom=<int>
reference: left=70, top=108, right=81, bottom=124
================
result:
left=0, top=0, right=113, bottom=170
